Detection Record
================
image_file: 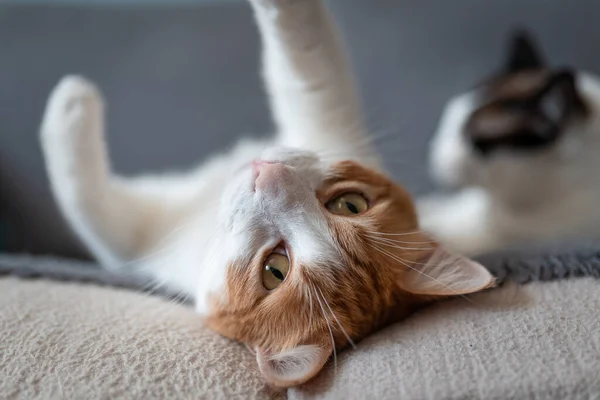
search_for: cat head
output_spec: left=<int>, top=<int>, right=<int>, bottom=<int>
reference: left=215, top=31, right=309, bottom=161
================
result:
left=430, top=30, right=591, bottom=197
left=197, top=147, right=493, bottom=387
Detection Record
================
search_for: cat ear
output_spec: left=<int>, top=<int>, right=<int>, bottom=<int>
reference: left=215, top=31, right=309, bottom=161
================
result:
left=506, top=30, right=545, bottom=72
left=536, top=70, right=584, bottom=124
left=256, top=344, right=331, bottom=388
left=397, top=246, right=495, bottom=296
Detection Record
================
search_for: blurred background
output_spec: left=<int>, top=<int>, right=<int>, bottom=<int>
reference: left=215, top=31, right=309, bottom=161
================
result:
left=1, top=0, right=600, bottom=260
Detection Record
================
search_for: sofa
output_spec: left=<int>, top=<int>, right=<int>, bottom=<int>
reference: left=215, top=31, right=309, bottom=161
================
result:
left=1, top=1, right=600, bottom=398
left=2, top=254, right=599, bottom=399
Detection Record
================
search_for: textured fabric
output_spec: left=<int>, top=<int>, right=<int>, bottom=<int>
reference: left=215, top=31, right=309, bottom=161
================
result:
left=0, top=277, right=284, bottom=400
left=290, top=278, right=600, bottom=400
left=2, top=276, right=599, bottom=399
left=0, top=254, right=183, bottom=302
left=477, top=238, right=600, bottom=283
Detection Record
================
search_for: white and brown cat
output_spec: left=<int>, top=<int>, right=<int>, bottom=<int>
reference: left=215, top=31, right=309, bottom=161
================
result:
left=420, top=31, right=600, bottom=256
left=40, top=0, right=493, bottom=388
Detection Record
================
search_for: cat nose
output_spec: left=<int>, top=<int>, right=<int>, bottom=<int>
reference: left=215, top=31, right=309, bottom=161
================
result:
left=252, top=159, right=273, bottom=171
left=254, top=161, right=291, bottom=192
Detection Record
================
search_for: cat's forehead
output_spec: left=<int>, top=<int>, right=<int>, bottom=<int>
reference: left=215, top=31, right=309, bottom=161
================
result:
left=467, top=70, right=555, bottom=136
left=479, top=70, right=551, bottom=103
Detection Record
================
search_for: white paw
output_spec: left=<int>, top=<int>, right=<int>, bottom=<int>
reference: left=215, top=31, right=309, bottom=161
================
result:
left=41, top=75, right=103, bottom=141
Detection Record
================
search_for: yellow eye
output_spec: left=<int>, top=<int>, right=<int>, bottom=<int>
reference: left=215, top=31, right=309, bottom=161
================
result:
left=326, top=193, right=369, bottom=216
left=262, top=253, right=290, bottom=290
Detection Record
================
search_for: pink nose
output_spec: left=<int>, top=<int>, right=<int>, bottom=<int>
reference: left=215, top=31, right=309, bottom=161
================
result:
left=254, top=161, right=289, bottom=191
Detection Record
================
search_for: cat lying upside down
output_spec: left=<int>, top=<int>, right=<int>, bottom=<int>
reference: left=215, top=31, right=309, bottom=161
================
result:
left=40, top=0, right=493, bottom=388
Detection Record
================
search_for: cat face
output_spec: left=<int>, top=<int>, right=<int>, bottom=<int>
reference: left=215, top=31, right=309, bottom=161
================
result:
left=430, top=31, right=590, bottom=198
left=199, top=148, right=493, bottom=387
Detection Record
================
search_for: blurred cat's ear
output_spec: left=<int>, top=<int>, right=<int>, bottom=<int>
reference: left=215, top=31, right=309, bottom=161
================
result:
left=505, top=30, right=545, bottom=72
left=536, top=69, right=585, bottom=124
left=397, top=245, right=495, bottom=297
left=256, top=344, right=331, bottom=388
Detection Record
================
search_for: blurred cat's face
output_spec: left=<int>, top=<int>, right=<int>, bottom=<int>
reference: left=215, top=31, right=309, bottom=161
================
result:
left=198, top=147, right=493, bottom=387
left=429, top=32, right=589, bottom=198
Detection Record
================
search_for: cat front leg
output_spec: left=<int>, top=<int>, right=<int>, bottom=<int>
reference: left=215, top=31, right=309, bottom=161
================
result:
left=248, top=0, right=379, bottom=166
left=40, top=76, right=153, bottom=268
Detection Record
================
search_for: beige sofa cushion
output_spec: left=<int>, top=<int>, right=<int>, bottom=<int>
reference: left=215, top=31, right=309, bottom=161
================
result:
left=2, top=277, right=599, bottom=399
left=291, top=279, right=600, bottom=399
left=0, top=277, right=284, bottom=400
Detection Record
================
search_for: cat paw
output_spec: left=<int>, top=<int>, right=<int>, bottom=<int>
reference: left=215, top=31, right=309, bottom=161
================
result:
left=41, top=75, right=103, bottom=141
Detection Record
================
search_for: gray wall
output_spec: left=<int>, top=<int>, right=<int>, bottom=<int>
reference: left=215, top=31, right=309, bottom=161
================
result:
left=4, top=0, right=234, bottom=4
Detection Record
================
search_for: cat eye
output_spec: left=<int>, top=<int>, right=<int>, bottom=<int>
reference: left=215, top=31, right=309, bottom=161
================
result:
left=326, top=192, right=369, bottom=216
left=262, top=253, right=290, bottom=290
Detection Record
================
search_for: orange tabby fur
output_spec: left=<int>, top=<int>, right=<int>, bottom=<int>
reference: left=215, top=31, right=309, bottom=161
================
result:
left=206, top=161, right=494, bottom=387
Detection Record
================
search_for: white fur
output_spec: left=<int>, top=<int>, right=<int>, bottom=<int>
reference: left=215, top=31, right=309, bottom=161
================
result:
left=256, top=344, right=329, bottom=385
left=421, top=72, right=600, bottom=256
left=400, top=246, right=493, bottom=295
left=40, top=0, right=377, bottom=315
left=428, top=91, right=479, bottom=188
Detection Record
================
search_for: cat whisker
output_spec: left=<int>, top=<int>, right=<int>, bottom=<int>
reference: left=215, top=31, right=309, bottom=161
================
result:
left=135, top=281, right=192, bottom=322
left=365, top=233, right=436, bottom=245
left=133, top=281, right=186, bottom=312
left=245, top=343, right=256, bottom=355
left=137, top=278, right=167, bottom=296
left=365, top=235, right=433, bottom=251
left=370, top=243, right=474, bottom=304
left=367, top=239, right=436, bottom=267
left=137, top=276, right=179, bottom=299
left=303, top=283, right=315, bottom=329
left=317, top=287, right=356, bottom=350
left=166, top=289, right=191, bottom=307
left=368, top=229, right=425, bottom=237
left=367, top=236, right=436, bottom=246
left=311, top=282, right=337, bottom=376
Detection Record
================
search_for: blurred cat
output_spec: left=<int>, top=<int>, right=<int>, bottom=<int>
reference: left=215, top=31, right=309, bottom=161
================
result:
left=420, top=30, right=600, bottom=255
left=40, top=0, right=493, bottom=388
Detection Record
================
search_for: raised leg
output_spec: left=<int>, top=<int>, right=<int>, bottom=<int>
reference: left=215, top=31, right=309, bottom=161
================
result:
left=40, top=76, right=160, bottom=268
left=249, top=0, right=378, bottom=165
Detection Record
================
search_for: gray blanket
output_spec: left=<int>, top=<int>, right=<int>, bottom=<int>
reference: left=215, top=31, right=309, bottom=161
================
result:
left=2, top=238, right=599, bottom=297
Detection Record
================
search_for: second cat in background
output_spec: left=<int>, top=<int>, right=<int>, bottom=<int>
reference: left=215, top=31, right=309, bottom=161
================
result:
left=420, top=31, right=600, bottom=255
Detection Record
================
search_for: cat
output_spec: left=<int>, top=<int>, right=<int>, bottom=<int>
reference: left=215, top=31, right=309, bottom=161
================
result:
left=419, top=30, right=600, bottom=256
left=40, top=0, right=493, bottom=388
